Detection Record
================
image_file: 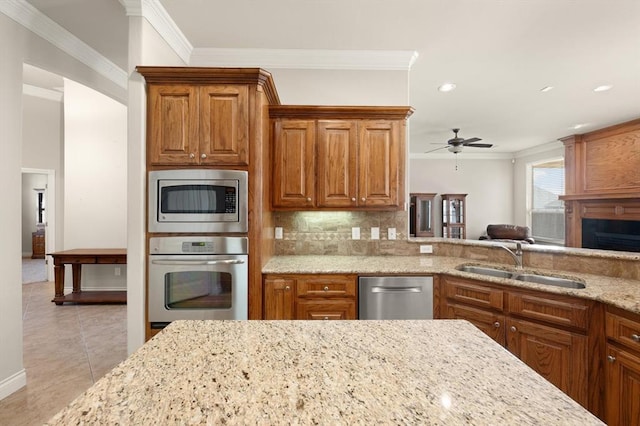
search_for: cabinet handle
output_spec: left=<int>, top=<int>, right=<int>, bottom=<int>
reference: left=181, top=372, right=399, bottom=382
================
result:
left=284, top=285, right=290, bottom=291
left=323, top=286, right=329, bottom=292
left=607, top=355, right=616, bottom=363
left=189, top=153, right=195, bottom=159
left=510, top=326, right=517, bottom=332
left=493, top=321, right=500, bottom=328
left=201, top=153, right=207, bottom=159
left=631, top=334, right=640, bottom=343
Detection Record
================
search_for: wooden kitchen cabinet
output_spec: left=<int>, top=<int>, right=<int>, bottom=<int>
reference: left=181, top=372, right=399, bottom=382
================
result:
left=146, top=84, right=249, bottom=166
left=605, top=307, right=640, bottom=426
left=31, top=230, right=45, bottom=259
left=440, top=275, right=600, bottom=414
left=270, top=106, right=412, bottom=210
left=263, top=274, right=357, bottom=320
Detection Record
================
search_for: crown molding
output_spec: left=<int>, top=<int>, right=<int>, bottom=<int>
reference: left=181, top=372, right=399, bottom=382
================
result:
left=0, top=0, right=127, bottom=89
left=190, top=48, right=419, bottom=70
left=23, top=84, right=63, bottom=102
left=410, top=151, right=515, bottom=160
left=513, top=140, right=563, bottom=158
left=122, top=0, right=192, bottom=64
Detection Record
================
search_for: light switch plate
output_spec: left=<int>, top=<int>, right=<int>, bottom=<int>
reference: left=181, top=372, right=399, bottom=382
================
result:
left=371, top=227, right=380, bottom=240
left=275, top=227, right=283, bottom=240
left=388, top=228, right=397, bottom=240
left=352, top=227, right=361, bottom=240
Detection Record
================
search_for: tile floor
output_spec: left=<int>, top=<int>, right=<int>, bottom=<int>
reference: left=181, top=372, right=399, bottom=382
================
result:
left=0, top=281, right=127, bottom=426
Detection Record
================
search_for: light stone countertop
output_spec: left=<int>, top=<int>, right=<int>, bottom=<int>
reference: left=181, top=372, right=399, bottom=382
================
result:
left=263, top=255, right=640, bottom=314
left=46, top=320, right=604, bottom=425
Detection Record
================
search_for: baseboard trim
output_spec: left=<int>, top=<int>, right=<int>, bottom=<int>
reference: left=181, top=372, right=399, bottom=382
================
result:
left=0, top=369, right=27, bottom=400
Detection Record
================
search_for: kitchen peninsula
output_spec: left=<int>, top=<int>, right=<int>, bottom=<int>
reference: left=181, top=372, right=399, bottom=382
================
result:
left=46, top=320, right=603, bottom=425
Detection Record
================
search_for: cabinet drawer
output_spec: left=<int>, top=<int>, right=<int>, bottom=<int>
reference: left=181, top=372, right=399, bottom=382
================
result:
left=443, top=277, right=504, bottom=311
left=296, top=299, right=356, bottom=320
left=297, top=275, right=356, bottom=298
left=508, top=292, right=589, bottom=331
left=606, top=311, right=640, bottom=351
left=445, top=303, right=505, bottom=345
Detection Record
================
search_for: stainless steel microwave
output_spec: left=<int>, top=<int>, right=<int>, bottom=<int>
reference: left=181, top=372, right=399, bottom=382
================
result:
left=148, top=169, right=248, bottom=233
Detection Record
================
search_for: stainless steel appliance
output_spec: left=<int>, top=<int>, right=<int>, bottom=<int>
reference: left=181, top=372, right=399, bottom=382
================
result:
left=358, top=276, right=433, bottom=319
left=148, top=236, right=248, bottom=325
left=148, top=169, right=248, bottom=233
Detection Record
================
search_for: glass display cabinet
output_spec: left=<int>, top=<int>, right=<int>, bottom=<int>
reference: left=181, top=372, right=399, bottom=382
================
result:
left=441, top=193, right=467, bottom=239
left=409, top=193, right=436, bottom=237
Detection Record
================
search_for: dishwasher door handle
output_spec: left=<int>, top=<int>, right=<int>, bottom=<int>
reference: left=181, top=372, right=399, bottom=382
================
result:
left=371, top=286, right=423, bottom=293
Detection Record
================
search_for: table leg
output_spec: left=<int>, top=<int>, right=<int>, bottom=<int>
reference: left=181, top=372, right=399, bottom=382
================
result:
left=72, top=264, right=82, bottom=294
left=53, top=263, right=65, bottom=305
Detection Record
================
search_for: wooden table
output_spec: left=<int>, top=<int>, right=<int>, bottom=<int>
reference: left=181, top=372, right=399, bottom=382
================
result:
left=49, top=249, right=127, bottom=305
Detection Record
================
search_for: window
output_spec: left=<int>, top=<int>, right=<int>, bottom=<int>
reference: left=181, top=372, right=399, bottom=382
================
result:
left=528, top=158, right=565, bottom=244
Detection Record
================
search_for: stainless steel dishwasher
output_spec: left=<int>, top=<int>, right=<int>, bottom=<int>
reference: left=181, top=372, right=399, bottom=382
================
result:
left=358, top=276, right=433, bottom=319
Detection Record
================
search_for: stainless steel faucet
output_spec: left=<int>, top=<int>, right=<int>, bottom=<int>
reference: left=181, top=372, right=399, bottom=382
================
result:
left=495, top=242, right=523, bottom=270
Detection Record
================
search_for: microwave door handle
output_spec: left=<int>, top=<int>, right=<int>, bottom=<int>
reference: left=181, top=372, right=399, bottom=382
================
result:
left=151, top=259, right=246, bottom=266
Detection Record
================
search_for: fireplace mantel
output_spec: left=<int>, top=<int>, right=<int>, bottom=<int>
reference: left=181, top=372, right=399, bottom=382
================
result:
left=560, top=119, right=640, bottom=248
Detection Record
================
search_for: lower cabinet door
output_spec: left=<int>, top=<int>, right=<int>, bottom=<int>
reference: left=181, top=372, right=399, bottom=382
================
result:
left=506, top=317, right=588, bottom=408
left=606, top=344, right=640, bottom=426
left=445, top=302, right=505, bottom=345
left=296, top=299, right=356, bottom=320
left=263, top=278, right=295, bottom=320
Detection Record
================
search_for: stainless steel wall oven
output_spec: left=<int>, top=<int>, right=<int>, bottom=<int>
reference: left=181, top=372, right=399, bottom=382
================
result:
left=148, top=236, right=248, bottom=326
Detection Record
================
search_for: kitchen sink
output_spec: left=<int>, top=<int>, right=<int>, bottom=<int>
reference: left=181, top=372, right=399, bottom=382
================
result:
left=455, top=264, right=586, bottom=289
left=456, top=265, right=513, bottom=279
left=513, top=273, right=586, bottom=289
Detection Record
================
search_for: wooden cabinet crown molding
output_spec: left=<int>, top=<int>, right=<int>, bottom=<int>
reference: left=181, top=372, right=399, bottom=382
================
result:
left=269, top=105, right=414, bottom=120
left=136, top=66, right=280, bottom=105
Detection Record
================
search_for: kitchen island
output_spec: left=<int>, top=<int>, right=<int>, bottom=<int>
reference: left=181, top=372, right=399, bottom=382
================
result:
left=46, top=320, right=603, bottom=425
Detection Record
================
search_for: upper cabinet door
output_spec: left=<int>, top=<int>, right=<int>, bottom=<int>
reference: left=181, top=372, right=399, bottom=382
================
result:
left=199, top=85, right=249, bottom=166
left=317, top=120, right=357, bottom=208
left=148, top=85, right=199, bottom=166
left=358, top=120, right=401, bottom=207
left=272, top=119, right=316, bottom=208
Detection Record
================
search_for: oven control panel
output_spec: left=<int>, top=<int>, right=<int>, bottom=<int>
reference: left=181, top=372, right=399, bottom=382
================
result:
left=149, top=236, right=248, bottom=255
left=182, top=241, right=215, bottom=253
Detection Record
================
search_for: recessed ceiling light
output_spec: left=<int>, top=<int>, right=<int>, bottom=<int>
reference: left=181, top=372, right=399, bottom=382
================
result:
left=572, top=123, right=587, bottom=130
left=438, top=83, right=456, bottom=92
left=540, top=86, right=554, bottom=92
left=593, top=85, right=613, bottom=92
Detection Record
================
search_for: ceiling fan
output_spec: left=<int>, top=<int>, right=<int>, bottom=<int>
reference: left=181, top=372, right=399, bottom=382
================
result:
left=426, top=128, right=493, bottom=154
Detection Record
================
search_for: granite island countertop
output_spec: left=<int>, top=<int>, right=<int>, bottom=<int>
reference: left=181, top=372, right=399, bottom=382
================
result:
left=263, top=255, right=640, bottom=314
left=46, top=320, right=604, bottom=425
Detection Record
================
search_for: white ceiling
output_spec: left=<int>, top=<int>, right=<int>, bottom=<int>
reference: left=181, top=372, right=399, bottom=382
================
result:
left=22, top=0, right=640, bottom=155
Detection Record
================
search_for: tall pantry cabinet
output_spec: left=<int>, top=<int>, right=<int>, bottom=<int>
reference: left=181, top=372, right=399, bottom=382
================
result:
left=137, top=67, right=280, bottom=335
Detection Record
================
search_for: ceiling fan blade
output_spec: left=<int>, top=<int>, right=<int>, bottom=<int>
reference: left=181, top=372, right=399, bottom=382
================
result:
left=462, top=137, right=481, bottom=144
left=465, top=143, right=493, bottom=148
left=424, top=145, right=448, bottom=153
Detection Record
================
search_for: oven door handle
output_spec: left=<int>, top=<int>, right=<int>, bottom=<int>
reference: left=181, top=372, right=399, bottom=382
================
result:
left=151, top=259, right=246, bottom=266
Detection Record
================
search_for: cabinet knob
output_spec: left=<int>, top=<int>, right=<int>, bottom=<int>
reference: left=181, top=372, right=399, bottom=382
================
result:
left=607, top=355, right=616, bottom=363
left=632, top=334, right=640, bottom=343
left=510, top=326, right=517, bottom=332
left=351, top=197, right=356, bottom=202
left=189, top=153, right=195, bottom=159
left=284, top=285, right=290, bottom=291
left=201, top=153, right=207, bottom=159
left=323, top=316, right=329, bottom=320
left=323, top=286, right=329, bottom=291
left=361, top=197, right=366, bottom=202
left=306, top=197, right=312, bottom=202
left=493, top=321, right=500, bottom=328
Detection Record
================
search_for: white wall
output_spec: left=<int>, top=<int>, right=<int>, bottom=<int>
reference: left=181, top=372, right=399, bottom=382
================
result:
left=271, top=69, right=409, bottom=105
left=0, top=13, right=27, bottom=400
left=62, top=78, right=127, bottom=289
left=409, top=157, right=514, bottom=239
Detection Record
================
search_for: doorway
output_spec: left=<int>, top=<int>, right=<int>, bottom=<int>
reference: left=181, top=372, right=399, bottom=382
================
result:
left=21, top=168, right=55, bottom=283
